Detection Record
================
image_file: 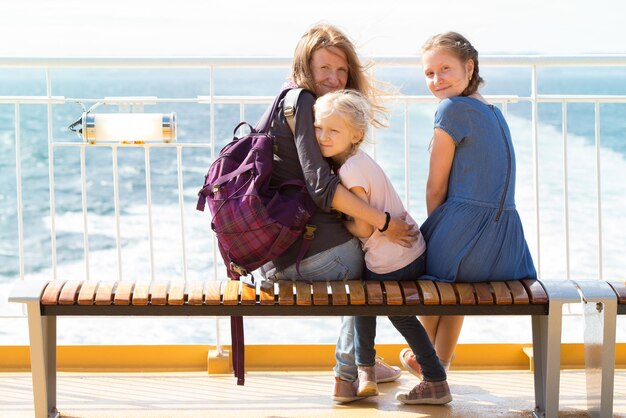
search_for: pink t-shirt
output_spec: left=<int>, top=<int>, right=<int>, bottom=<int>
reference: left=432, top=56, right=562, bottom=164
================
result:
left=339, top=149, right=426, bottom=274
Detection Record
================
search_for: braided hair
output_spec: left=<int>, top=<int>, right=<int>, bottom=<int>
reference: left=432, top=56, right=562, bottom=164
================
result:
left=422, top=32, right=484, bottom=97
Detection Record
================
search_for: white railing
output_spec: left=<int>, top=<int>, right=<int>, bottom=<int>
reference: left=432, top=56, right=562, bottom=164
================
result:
left=1, top=56, right=625, bottom=344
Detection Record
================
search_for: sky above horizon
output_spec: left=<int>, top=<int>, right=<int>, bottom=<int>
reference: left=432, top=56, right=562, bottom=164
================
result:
left=0, top=0, right=624, bottom=57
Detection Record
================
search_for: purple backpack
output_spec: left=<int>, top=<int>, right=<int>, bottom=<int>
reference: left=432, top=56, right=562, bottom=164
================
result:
left=196, top=88, right=317, bottom=283
left=197, top=88, right=316, bottom=385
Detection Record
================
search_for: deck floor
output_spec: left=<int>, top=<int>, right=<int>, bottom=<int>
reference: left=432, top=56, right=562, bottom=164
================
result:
left=2, top=369, right=625, bottom=417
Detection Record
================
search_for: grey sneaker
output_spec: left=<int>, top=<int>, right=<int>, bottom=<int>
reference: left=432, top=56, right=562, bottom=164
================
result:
left=357, top=365, right=379, bottom=396
left=332, top=377, right=365, bottom=403
left=395, top=380, right=452, bottom=405
left=374, top=355, right=401, bottom=383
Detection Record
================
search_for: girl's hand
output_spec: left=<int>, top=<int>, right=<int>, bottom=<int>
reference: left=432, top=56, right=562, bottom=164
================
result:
left=384, top=212, right=419, bottom=247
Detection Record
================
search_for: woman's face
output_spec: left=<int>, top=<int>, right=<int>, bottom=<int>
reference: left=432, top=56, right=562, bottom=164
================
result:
left=310, top=46, right=349, bottom=96
left=422, top=48, right=473, bottom=100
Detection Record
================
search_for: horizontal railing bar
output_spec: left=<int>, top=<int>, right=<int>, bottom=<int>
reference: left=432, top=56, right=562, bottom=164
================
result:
left=4, top=95, right=626, bottom=107
left=52, top=142, right=212, bottom=148
left=2, top=55, right=626, bottom=68
left=0, top=96, right=65, bottom=104
left=534, top=95, right=626, bottom=103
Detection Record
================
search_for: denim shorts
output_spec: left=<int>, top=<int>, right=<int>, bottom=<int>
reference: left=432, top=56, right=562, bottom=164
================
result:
left=261, top=237, right=364, bottom=282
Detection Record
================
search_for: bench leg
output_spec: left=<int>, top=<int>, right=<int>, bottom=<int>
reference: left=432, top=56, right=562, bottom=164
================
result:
left=531, top=309, right=563, bottom=418
left=26, top=303, right=59, bottom=418
left=531, top=279, right=581, bottom=418
left=575, top=280, right=617, bottom=418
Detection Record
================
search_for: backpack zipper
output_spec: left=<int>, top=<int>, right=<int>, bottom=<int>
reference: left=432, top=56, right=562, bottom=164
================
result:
left=492, top=107, right=512, bottom=222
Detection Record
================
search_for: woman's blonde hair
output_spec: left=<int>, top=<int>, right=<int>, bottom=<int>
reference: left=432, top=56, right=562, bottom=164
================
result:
left=314, top=90, right=383, bottom=147
left=422, top=31, right=484, bottom=96
left=291, top=23, right=389, bottom=127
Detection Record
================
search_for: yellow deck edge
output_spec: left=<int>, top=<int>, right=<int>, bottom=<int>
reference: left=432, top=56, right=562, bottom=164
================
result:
left=2, top=343, right=625, bottom=373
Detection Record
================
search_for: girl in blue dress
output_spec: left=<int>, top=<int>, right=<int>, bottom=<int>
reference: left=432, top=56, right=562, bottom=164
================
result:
left=400, top=32, right=537, bottom=378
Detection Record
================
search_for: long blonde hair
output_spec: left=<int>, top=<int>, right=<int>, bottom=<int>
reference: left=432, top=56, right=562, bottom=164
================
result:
left=314, top=90, right=383, bottom=148
left=291, top=23, right=389, bottom=128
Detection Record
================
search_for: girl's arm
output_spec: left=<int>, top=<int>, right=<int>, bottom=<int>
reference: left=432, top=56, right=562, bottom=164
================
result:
left=343, top=186, right=374, bottom=238
left=426, top=127, right=456, bottom=215
left=332, top=184, right=417, bottom=247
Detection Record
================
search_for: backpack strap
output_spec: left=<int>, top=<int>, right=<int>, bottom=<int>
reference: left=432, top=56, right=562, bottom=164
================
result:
left=283, top=88, right=304, bottom=135
left=283, top=88, right=315, bottom=282
left=256, top=88, right=294, bottom=133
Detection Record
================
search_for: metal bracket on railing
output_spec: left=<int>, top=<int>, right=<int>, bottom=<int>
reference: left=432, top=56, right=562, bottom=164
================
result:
left=102, top=96, right=158, bottom=112
left=572, top=279, right=618, bottom=418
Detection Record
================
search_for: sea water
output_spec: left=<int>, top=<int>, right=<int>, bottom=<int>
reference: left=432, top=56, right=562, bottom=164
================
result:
left=0, top=65, right=625, bottom=345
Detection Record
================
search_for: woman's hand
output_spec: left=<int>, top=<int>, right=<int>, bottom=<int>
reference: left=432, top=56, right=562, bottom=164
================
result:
left=384, top=212, right=419, bottom=247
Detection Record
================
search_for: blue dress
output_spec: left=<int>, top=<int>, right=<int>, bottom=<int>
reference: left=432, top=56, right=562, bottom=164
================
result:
left=421, top=97, right=537, bottom=283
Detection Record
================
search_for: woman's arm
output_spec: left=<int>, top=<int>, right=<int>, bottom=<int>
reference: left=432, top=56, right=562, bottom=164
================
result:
left=343, top=186, right=374, bottom=238
left=426, top=127, right=456, bottom=215
left=332, top=184, right=417, bottom=247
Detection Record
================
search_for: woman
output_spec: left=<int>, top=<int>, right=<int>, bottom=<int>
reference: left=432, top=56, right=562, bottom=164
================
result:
left=258, top=24, right=416, bottom=402
left=399, top=32, right=537, bottom=377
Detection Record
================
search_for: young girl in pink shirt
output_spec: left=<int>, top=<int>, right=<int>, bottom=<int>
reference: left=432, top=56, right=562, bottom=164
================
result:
left=314, top=90, right=451, bottom=405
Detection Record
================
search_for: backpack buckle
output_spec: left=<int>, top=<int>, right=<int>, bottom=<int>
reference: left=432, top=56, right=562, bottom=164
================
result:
left=213, top=184, right=220, bottom=193
left=284, top=105, right=295, bottom=119
left=230, top=262, right=248, bottom=277
left=303, top=224, right=316, bottom=240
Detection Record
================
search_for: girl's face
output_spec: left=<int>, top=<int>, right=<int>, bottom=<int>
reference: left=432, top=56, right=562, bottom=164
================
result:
left=315, top=111, right=361, bottom=164
left=422, top=48, right=474, bottom=100
left=310, top=46, right=349, bottom=96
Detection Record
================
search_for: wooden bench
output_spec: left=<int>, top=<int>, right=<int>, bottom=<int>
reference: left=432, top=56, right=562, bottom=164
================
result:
left=8, top=277, right=615, bottom=418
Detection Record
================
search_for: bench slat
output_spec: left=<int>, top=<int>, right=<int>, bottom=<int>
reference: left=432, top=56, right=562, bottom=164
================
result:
left=348, top=280, right=366, bottom=305
left=41, top=281, right=66, bottom=305
left=522, top=279, right=549, bottom=304
left=295, top=282, right=312, bottom=306
left=223, top=281, right=240, bottom=305
left=312, top=282, right=329, bottom=305
left=131, top=282, right=150, bottom=306
left=241, top=282, right=257, bottom=306
left=330, top=281, right=348, bottom=305
left=383, top=281, right=403, bottom=305
left=151, top=282, right=169, bottom=306
left=474, top=283, right=494, bottom=305
left=168, top=281, right=185, bottom=306
left=506, top=280, right=530, bottom=305
left=454, top=283, right=476, bottom=305
left=259, top=282, right=276, bottom=305
left=418, top=280, right=440, bottom=305
left=95, top=282, right=114, bottom=306
left=113, top=281, right=134, bottom=305
left=436, top=282, right=457, bottom=305
left=187, top=281, right=205, bottom=305
left=607, top=281, right=626, bottom=304
left=399, top=281, right=420, bottom=305
left=205, top=281, right=222, bottom=305
left=58, top=281, right=83, bottom=305
left=278, top=280, right=294, bottom=305
left=491, top=281, right=513, bottom=305
left=77, top=280, right=98, bottom=305
left=365, top=281, right=383, bottom=305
